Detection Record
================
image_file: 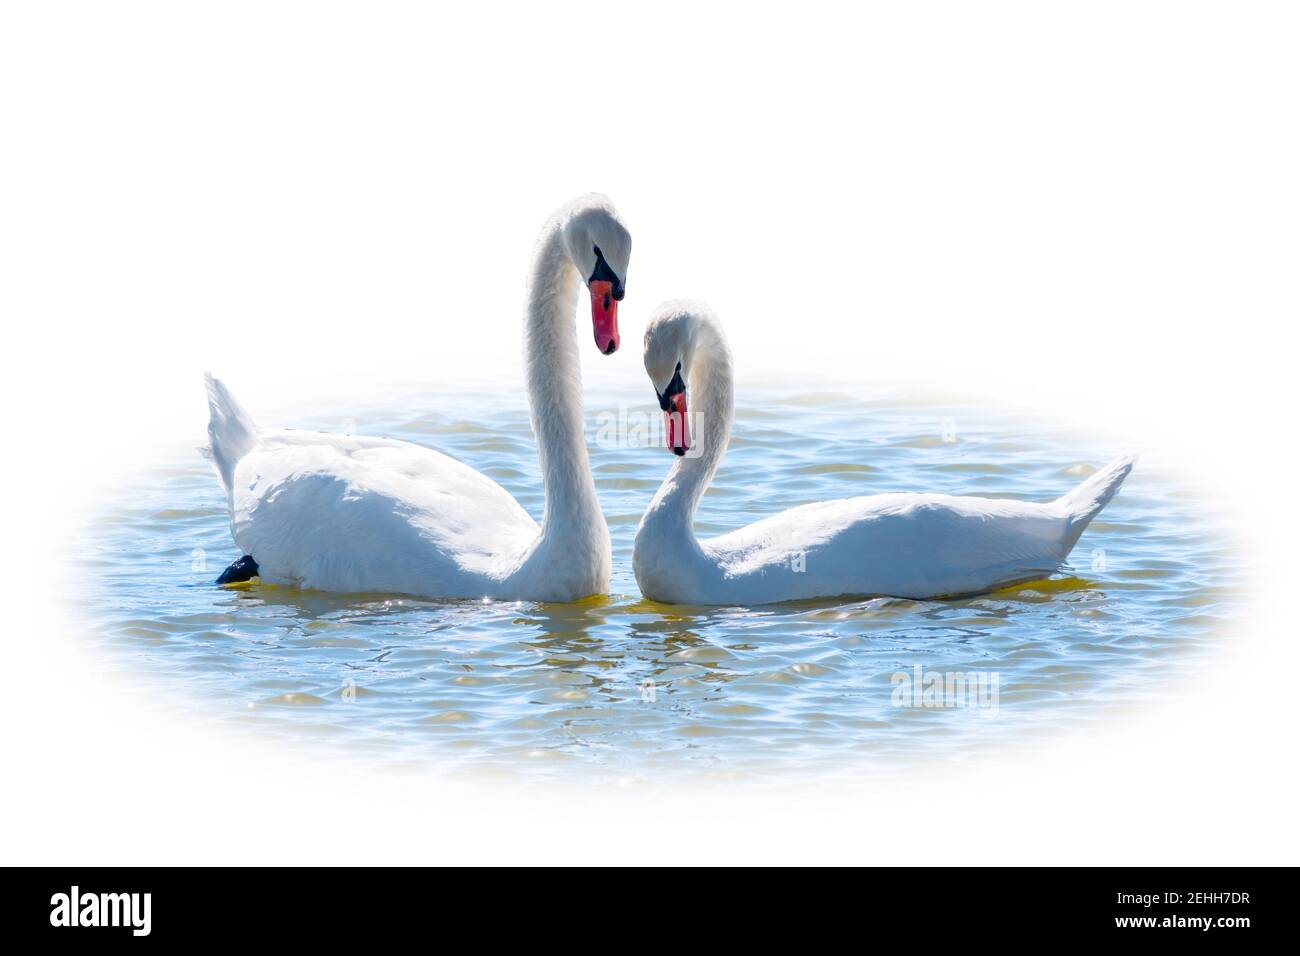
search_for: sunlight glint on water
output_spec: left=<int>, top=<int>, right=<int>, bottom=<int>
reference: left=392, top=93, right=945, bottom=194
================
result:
left=78, top=382, right=1238, bottom=783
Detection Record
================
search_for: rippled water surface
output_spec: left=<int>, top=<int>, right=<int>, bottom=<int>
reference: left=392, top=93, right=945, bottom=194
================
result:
left=78, top=381, right=1239, bottom=783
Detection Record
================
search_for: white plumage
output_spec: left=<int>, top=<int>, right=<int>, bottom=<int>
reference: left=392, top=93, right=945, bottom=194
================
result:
left=633, top=300, right=1134, bottom=605
left=204, top=195, right=631, bottom=601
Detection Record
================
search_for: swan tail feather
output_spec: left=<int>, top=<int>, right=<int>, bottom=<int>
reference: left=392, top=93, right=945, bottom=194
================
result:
left=204, top=373, right=259, bottom=492
left=1055, top=455, right=1136, bottom=554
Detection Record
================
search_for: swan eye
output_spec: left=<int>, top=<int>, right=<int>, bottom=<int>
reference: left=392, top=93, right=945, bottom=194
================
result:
left=587, top=245, right=624, bottom=300
left=657, top=365, right=686, bottom=411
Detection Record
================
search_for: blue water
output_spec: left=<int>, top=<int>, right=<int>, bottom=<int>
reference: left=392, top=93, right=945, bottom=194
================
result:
left=77, top=380, right=1239, bottom=783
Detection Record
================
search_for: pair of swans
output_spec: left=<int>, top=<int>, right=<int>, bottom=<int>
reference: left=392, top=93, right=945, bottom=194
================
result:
left=205, top=195, right=1132, bottom=605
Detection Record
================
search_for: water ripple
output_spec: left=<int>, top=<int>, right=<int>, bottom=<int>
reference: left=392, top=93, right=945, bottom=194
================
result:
left=76, top=383, right=1238, bottom=784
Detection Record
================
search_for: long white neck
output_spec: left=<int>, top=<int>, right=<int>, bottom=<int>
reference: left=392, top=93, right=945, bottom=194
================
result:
left=641, top=319, right=734, bottom=540
left=523, top=220, right=604, bottom=549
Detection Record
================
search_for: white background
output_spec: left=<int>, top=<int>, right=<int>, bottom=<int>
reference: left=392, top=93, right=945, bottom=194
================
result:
left=1, top=1, right=1296, bottom=864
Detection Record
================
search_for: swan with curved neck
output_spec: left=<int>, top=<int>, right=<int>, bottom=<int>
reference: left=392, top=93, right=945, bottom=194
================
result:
left=204, top=194, right=631, bottom=601
left=633, top=300, right=1134, bottom=605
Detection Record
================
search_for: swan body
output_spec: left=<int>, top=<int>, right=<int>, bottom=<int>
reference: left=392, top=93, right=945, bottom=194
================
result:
left=204, top=195, right=631, bottom=602
left=633, top=301, right=1134, bottom=605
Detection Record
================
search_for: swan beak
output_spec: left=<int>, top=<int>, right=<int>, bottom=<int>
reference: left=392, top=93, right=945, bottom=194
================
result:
left=665, top=392, right=690, bottom=456
left=589, top=280, right=620, bottom=354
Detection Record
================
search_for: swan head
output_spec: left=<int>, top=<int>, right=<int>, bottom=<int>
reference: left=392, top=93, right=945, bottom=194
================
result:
left=644, top=300, right=716, bottom=457
left=561, top=195, right=631, bottom=355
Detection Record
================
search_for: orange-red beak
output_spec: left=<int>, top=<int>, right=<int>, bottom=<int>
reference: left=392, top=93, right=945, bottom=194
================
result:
left=589, top=280, right=619, bottom=355
left=665, top=391, right=690, bottom=456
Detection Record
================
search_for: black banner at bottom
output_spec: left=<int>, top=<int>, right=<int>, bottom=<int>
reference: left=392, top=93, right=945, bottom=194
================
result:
left=9, top=866, right=1285, bottom=944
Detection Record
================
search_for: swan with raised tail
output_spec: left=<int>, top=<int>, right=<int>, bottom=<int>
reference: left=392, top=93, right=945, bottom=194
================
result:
left=633, top=300, right=1135, bottom=605
left=203, top=195, right=631, bottom=602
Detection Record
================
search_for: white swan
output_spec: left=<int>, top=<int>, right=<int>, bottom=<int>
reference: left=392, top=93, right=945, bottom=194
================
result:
left=203, top=194, right=631, bottom=602
left=633, top=300, right=1134, bottom=605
